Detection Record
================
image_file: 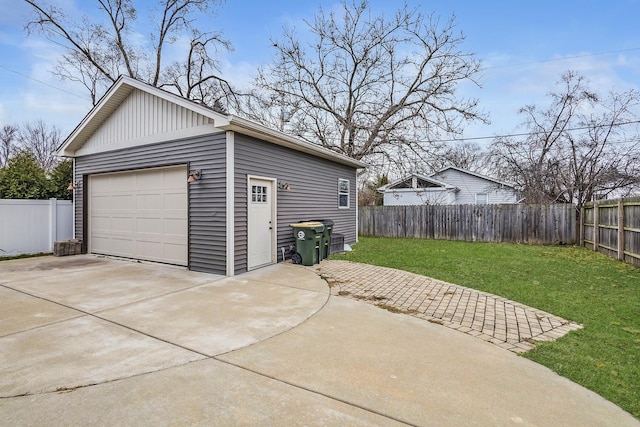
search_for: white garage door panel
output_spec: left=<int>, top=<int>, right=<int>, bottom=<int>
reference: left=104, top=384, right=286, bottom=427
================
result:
left=89, top=166, right=188, bottom=266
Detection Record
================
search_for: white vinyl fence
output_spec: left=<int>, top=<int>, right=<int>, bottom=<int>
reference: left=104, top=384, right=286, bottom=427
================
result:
left=0, top=199, right=73, bottom=256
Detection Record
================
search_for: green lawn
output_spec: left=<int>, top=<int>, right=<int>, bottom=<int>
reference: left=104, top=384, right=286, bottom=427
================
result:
left=0, top=252, right=51, bottom=262
left=332, top=237, right=640, bottom=419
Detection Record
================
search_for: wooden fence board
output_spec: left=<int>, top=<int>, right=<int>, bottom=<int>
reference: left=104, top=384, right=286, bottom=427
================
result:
left=582, top=196, right=640, bottom=267
left=359, top=204, right=577, bottom=245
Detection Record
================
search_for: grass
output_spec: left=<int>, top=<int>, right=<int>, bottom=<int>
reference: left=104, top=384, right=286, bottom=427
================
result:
left=332, top=237, right=640, bottom=419
left=0, top=252, right=51, bottom=261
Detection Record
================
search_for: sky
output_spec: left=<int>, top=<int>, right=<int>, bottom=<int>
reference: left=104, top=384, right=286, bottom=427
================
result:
left=1, top=0, right=639, bottom=144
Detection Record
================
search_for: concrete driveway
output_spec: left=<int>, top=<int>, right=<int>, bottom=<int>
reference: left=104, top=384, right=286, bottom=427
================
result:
left=1, top=255, right=637, bottom=426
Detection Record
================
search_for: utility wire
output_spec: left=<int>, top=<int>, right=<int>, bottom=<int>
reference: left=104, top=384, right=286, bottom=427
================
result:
left=0, top=64, right=91, bottom=101
left=481, top=47, right=640, bottom=71
left=430, top=120, right=640, bottom=143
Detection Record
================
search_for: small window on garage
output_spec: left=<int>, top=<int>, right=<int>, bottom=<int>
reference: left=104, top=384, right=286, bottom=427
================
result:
left=476, top=193, right=488, bottom=204
left=338, top=178, right=350, bottom=208
left=251, top=185, right=268, bottom=203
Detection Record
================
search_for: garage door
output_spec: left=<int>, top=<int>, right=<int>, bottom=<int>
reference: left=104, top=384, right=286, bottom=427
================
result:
left=89, top=166, right=188, bottom=266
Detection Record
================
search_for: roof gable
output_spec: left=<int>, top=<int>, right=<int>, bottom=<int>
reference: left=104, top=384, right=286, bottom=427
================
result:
left=74, top=88, right=216, bottom=156
left=58, top=76, right=227, bottom=157
left=429, top=166, right=515, bottom=189
left=57, top=76, right=366, bottom=169
left=378, top=173, right=454, bottom=192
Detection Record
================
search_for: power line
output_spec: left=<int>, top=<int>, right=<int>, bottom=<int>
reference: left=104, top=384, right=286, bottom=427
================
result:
left=481, top=47, right=640, bottom=71
left=431, top=120, right=640, bottom=143
left=0, top=64, right=91, bottom=101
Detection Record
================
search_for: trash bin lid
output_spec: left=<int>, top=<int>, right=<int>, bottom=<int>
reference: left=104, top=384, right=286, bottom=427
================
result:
left=309, top=219, right=334, bottom=226
left=289, top=221, right=324, bottom=228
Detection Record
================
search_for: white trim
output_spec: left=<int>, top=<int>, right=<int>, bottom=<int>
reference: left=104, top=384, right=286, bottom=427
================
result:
left=226, top=131, right=235, bottom=276
left=338, top=178, right=350, bottom=209
left=355, top=178, right=359, bottom=243
left=87, top=176, right=93, bottom=254
left=72, top=158, right=76, bottom=239
left=247, top=175, right=277, bottom=270
left=378, top=173, right=455, bottom=192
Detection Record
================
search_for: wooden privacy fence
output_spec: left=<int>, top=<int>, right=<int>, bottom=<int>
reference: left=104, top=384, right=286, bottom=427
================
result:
left=581, top=196, right=640, bottom=267
left=359, top=204, right=577, bottom=245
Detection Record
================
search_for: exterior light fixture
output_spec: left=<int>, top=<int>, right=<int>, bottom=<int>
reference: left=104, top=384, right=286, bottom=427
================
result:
left=278, top=181, right=291, bottom=191
left=188, top=170, right=201, bottom=183
left=67, top=181, right=78, bottom=190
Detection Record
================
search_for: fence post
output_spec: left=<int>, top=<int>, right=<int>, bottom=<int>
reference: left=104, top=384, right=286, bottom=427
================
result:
left=579, top=206, right=585, bottom=247
left=618, top=199, right=625, bottom=261
left=49, top=198, right=57, bottom=252
left=593, top=201, right=599, bottom=252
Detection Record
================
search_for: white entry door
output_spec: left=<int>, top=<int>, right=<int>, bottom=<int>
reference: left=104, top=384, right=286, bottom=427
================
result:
left=247, top=177, right=275, bottom=269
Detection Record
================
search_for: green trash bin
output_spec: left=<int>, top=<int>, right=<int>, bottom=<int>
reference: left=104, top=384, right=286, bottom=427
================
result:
left=308, top=219, right=334, bottom=260
left=290, top=222, right=325, bottom=266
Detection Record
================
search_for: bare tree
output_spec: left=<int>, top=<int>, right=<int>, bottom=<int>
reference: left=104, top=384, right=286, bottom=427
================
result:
left=427, top=141, right=487, bottom=173
left=24, top=0, right=234, bottom=107
left=160, top=30, right=236, bottom=111
left=17, top=120, right=61, bottom=172
left=491, top=71, right=640, bottom=208
left=249, top=0, right=485, bottom=166
left=0, top=124, right=19, bottom=168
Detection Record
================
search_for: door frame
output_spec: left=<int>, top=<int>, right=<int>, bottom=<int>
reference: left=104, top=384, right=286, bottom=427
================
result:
left=247, top=175, right=277, bottom=270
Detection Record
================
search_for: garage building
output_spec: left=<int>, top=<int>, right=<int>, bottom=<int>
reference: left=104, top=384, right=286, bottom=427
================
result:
left=57, top=76, right=365, bottom=276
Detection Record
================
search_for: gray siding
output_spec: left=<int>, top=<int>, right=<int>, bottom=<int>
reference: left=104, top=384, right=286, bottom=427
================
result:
left=74, top=133, right=227, bottom=274
left=431, top=169, right=518, bottom=204
left=234, top=134, right=358, bottom=274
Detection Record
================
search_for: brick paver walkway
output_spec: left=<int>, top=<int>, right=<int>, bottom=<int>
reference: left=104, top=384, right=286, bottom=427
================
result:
left=309, top=260, right=582, bottom=353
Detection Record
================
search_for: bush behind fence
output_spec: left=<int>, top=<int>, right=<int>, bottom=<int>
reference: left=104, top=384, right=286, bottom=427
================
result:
left=359, top=204, right=577, bottom=245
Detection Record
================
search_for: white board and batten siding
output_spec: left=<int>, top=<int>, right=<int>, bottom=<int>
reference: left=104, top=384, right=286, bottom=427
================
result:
left=76, top=88, right=216, bottom=157
left=430, top=169, right=518, bottom=204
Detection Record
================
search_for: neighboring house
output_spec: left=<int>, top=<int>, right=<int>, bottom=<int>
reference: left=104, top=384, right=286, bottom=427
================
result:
left=378, top=167, right=519, bottom=206
left=57, top=76, right=366, bottom=276
left=377, top=174, right=458, bottom=206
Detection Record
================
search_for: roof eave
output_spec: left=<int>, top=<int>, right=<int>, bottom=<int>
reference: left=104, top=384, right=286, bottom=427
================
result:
left=220, top=115, right=367, bottom=169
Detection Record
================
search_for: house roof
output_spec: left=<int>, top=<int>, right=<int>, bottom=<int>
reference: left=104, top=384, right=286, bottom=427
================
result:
left=428, top=166, right=516, bottom=189
left=377, top=173, right=456, bottom=192
left=57, top=75, right=367, bottom=169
